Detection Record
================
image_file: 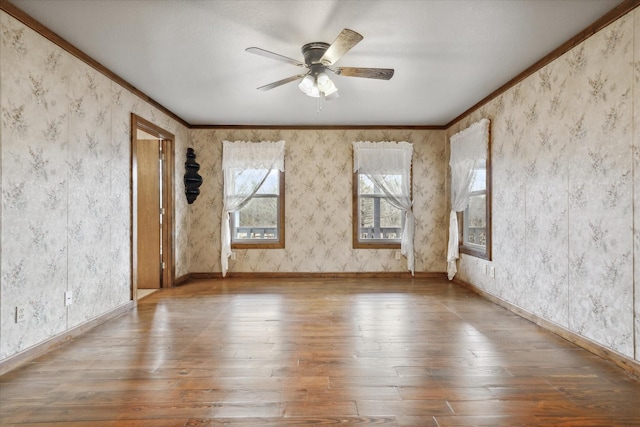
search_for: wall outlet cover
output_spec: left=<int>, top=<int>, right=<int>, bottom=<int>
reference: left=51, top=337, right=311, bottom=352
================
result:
left=16, top=305, right=26, bottom=323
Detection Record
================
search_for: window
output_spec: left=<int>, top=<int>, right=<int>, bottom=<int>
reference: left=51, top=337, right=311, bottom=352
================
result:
left=353, top=172, right=404, bottom=247
left=221, top=140, right=285, bottom=277
left=447, top=118, right=491, bottom=280
left=351, top=141, right=415, bottom=274
left=460, top=158, right=490, bottom=259
left=230, top=168, right=284, bottom=248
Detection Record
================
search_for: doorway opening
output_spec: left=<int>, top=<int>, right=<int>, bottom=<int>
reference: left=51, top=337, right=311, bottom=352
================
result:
left=131, top=114, right=175, bottom=301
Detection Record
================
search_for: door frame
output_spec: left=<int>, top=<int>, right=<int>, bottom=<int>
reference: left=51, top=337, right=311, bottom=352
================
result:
left=130, top=113, right=175, bottom=301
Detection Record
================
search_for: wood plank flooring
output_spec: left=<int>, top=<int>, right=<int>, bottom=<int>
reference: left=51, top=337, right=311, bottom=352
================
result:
left=1, top=278, right=639, bottom=426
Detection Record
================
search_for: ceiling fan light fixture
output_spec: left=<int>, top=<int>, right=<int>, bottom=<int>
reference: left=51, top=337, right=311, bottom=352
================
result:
left=299, top=70, right=338, bottom=100
left=324, top=90, right=339, bottom=101
left=324, top=83, right=339, bottom=100
left=316, top=72, right=332, bottom=91
left=298, top=74, right=315, bottom=95
left=309, top=84, right=321, bottom=98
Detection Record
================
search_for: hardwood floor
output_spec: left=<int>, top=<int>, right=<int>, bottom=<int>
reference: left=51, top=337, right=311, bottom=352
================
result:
left=1, top=278, right=639, bottom=426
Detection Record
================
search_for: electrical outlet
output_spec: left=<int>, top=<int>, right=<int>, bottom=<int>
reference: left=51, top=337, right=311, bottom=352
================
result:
left=490, top=266, right=495, bottom=278
left=16, top=305, right=26, bottom=323
left=65, top=291, right=73, bottom=306
left=395, top=251, right=401, bottom=260
left=230, top=252, right=236, bottom=260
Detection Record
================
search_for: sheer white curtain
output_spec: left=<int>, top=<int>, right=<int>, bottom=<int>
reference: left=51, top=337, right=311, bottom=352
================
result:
left=353, top=141, right=415, bottom=275
left=447, top=119, right=489, bottom=280
left=221, top=140, right=285, bottom=277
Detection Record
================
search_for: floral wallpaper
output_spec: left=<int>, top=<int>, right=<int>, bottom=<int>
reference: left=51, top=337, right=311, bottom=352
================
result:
left=453, top=10, right=638, bottom=361
left=188, top=129, right=447, bottom=274
left=0, top=12, right=189, bottom=361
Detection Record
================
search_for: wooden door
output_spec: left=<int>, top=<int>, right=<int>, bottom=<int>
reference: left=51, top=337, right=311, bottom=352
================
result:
left=131, top=114, right=175, bottom=298
left=136, top=139, right=162, bottom=289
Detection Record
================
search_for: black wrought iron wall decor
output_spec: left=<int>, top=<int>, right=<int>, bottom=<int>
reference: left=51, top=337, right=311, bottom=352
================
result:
left=184, top=147, right=203, bottom=204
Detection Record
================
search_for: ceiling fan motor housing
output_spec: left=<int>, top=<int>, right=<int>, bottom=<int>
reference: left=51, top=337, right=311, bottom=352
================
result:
left=301, top=42, right=330, bottom=67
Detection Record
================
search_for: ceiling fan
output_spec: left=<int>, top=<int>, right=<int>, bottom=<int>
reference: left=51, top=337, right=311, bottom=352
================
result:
left=246, top=28, right=394, bottom=101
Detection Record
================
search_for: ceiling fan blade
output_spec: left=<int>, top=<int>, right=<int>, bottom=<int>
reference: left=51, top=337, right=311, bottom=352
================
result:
left=332, top=67, right=394, bottom=80
left=257, top=73, right=308, bottom=91
left=319, top=28, right=363, bottom=66
left=246, top=47, right=304, bottom=67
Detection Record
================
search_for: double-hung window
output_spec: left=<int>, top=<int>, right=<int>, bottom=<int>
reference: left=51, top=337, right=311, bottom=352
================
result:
left=230, top=168, right=284, bottom=246
left=461, top=159, right=487, bottom=251
left=221, top=140, right=285, bottom=277
left=352, top=141, right=415, bottom=274
left=355, top=173, right=405, bottom=245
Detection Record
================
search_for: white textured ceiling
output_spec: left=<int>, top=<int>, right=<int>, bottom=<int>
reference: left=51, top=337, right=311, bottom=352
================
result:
left=10, top=0, right=624, bottom=126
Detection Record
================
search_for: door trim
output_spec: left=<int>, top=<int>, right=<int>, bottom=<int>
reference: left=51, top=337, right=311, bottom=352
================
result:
left=130, top=114, right=175, bottom=301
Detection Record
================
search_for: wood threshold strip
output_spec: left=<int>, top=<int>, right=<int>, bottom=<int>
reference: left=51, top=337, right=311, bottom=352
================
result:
left=445, top=0, right=640, bottom=128
left=454, top=278, right=640, bottom=378
left=0, top=0, right=190, bottom=128
left=0, top=301, right=134, bottom=376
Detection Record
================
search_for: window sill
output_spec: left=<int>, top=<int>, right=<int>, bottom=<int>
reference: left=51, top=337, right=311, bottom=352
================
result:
left=459, top=244, right=490, bottom=261
left=353, top=242, right=401, bottom=249
left=232, top=241, right=284, bottom=249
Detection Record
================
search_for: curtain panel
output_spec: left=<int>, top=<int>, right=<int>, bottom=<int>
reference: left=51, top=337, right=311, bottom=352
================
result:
left=352, top=141, right=415, bottom=275
left=447, top=119, right=489, bottom=279
left=220, top=140, right=285, bottom=277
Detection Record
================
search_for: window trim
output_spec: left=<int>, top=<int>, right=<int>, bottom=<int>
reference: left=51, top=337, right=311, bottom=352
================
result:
left=352, top=171, right=402, bottom=249
left=459, top=134, right=492, bottom=261
left=231, top=170, right=285, bottom=249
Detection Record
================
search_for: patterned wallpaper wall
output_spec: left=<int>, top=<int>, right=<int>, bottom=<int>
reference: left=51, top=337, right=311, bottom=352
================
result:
left=0, top=12, right=189, bottom=361
left=188, top=129, right=447, bottom=274
left=451, top=9, right=639, bottom=361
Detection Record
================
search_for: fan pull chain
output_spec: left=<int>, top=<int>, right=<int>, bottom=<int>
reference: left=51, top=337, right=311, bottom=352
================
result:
left=317, top=94, right=323, bottom=113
